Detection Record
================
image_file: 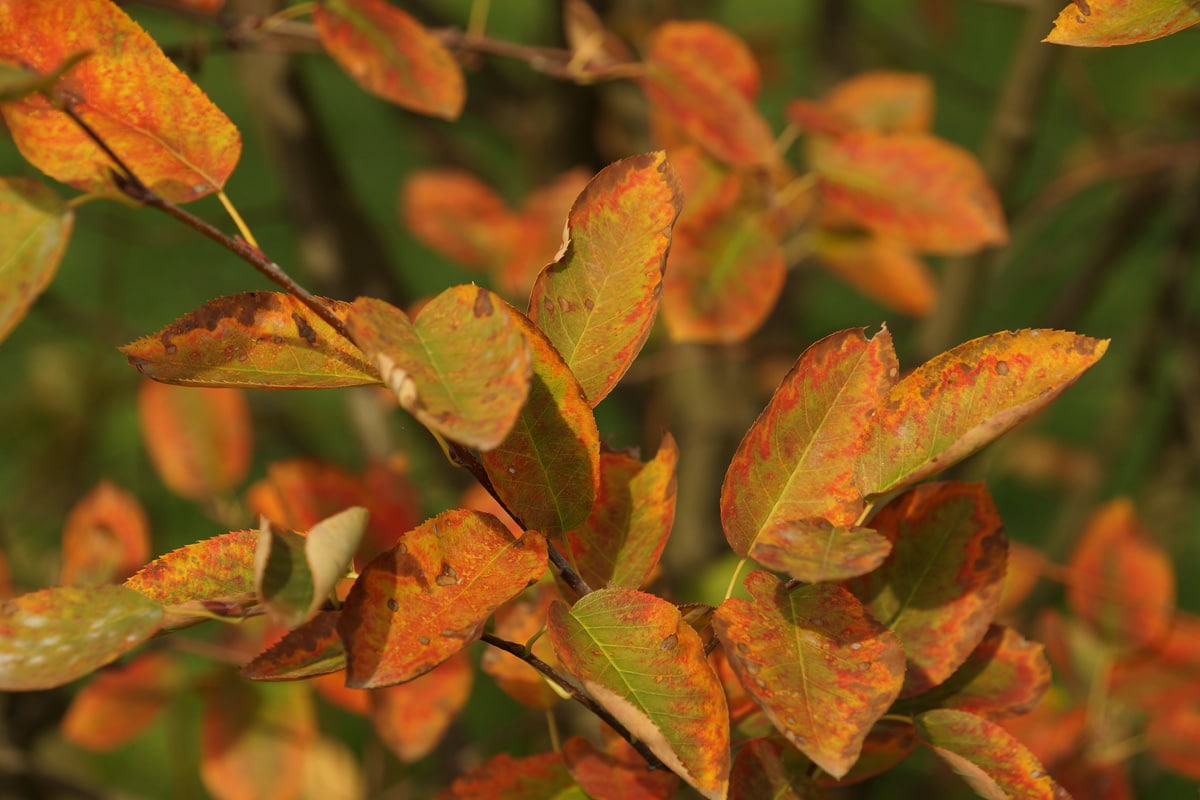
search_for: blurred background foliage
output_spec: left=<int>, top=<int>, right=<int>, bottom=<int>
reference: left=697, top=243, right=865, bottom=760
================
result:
left=1, top=0, right=1198, bottom=797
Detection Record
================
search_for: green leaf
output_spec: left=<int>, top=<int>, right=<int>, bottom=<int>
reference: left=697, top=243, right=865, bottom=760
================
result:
left=0, top=177, right=73, bottom=344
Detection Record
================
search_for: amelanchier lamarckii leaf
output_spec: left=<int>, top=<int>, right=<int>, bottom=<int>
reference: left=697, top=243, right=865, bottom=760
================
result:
left=0, top=584, right=163, bottom=691
left=855, top=329, right=1109, bottom=498
left=527, top=151, right=682, bottom=406
left=562, top=727, right=681, bottom=800
left=313, top=0, right=465, bottom=120
left=59, top=480, right=151, bottom=586
left=0, top=0, right=240, bottom=202
left=347, top=287, right=532, bottom=452
left=241, top=611, right=347, bottom=681
left=437, top=752, right=587, bottom=800
left=749, top=520, right=892, bottom=584
left=812, top=228, right=937, bottom=318
left=0, top=177, right=73, bottom=345
left=61, top=651, right=181, bottom=751
left=370, top=650, right=474, bottom=763
left=338, top=509, right=547, bottom=688
left=721, top=327, right=898, bottom=557
left=121, top=292, right=379, bottom=389
left=1045, top=0, right=1200, bottom=46
left=713, top=571, right=905, bottom=779
left=822, top=70, right=935, bottom=134
left=0, top=51, right=89, bottom=104
left=547, top=588, right=731, bottom=800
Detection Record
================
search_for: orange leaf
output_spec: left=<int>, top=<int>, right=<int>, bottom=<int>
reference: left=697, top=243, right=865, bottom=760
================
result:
left=854, top=329, right=1109, bottom=498
left=713, top=570, right=905, bottom=779
left=0, top=0, right=240, bottom=202
left=138, top=379, right=251, bottom=502
left=1147, top=705, right=1200, bottom=779
left=60, top=480, right=150, bottom=585
left=498, top=169, right=592, bottom=301
left=548, top=588, right=731, bottom=799
left=814, top=719, right=919, bottom=787
left=528, top=152, right=682, bottom=405
left=61, top=651, right=180, bottom=751
left=822, top=71, right=934, bottom=133
left=437, top=751, right=585, bottom=799
left=1066, top=497, right=1174, bottom=650
left=370, top=650, right=473, bottom=762
left=813, top=228, right=937, bottom=317
left=729, top=737, right=823, bottom=799
left=312, top=671, right=370, bottom=716
left=121, top=292, right=378, bottom=389
left=400, top=169, right=519, bottom=270
left=313, top=0, right=464, bottom=119
left=721, top=327, right=897, bottom=557
left=811, top=130, right=1007, bottom=254
left=563, top=726, right=681, bottom=800
left=479, top=582, right=562, bottom=709
left=241, top=611, right=346, bottom=681
left=749, top=521, right=892, bottom=584
left=997, top=685, right=1088, bottom=770
left=0, top=177, right=73, bottom=344
left=1045, top=0, right=1200, bottom=46
left=338, top=509, right=547, bottom=688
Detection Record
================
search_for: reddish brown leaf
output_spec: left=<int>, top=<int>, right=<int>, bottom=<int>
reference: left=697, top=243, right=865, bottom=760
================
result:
left=122, top=292, right=378, bottom=389
left=371, top=650, right=473, bottom=762
left=59, top=480, right=150, bottom=586
left=822, top=71, right=934, bottom=133
left=312, top=671, right=370, bottom=716
left=1066, top=497, right=1174, bottom=650
left=313, top=0, right=465, bottom=119
left=0, top=177, right=73, bottom=344
left=0, top=0, right=240, bottom=202
left=722, top=327, right=897, bottom=557
left=338, top=509, right=547, bottom=688
left=479, top=582, right=562, bottom=709
left=750, top=521, right=892, bottom=584
left=813, top=228, right=937, bottom=317
left=60, top=651, right=180, bottom=751
left=548, top=588, right=730, bottom=799
left=713, top=570, right=905, bottom=779
left=854, top=329, right=1109, bottom=498
left=729, top=737, right=822, bottom=799
left=1045, top=0, right=1200, bottom=46
left=815, top=719, right=919, bottom=787
left=566, top=433, right=678, bottom=590
left=401, top=170, right=519, bottom=270
left=242, top=611, right=346, bottom=680
left=437, top=751, right=586, bottom=799
left=1146, top=705, right=1200, bottom=779
left=563, top=725, right=680, bottom=800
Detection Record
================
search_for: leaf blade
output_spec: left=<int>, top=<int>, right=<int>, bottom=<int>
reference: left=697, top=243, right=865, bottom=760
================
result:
left=0, top=177, right=73, bottom=344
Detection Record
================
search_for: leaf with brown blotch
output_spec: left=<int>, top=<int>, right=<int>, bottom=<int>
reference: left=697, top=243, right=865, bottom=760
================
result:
left=915, top=709, right=1067, bottom=800
left=124, top=529, right=259, bottom=630
left=138, top=380, right=251, bottom=502
left=338, top=509, right=547, bottom=688
left=527, top=152, right=682, bottom=406
left=548, top=588, right=730, bottom=799
left=712, top=570, right=905, bottom=779
left=566, top=433, right=678, bottom=590
left=814, top=719, right=919, bottom=787
left=0, top=0, right=240, bottom=202
left=480, top=582, right=563, bottom=709
left=1066, top=497, right=1174, bottom=650
left=61, top=651, right=181, bottom=751
left=854, top=329, right=1109, bottom=498
left=1045, top=0, right=1200, bottom=46
left=811, top=130, right=1007, bottom=255
left=563, top=725, right=681, bottom=800
left=60, top=480, right=151, bottom=586
left=0, top=584, right=162, bottom=690
left=845, top=482, right=1007, bottom=698
left=0, top=177, right=73, bottom=344
left=729, top=737, right=823, bottom=800
left=313, top=0, right=464, bottom=119
left=347, top=288, right=532, bottom=452
left=813, top=228, right=937, bottom=317
left=370, top=650, right=473, bottom=763
left=121, top=292, right=379, bottom=389
left=749, top=521, right=892, bottom=584
left=822, top=71, right=935, bottom=133
left=242, top=611, right=346, bottom=681
left=400, top=169, right=520, bottom=270
left=722, top=327, right=897, bottom=557
left=481, top=308, right=599, bottom=538
left=436, top=751, right=587, bottom=800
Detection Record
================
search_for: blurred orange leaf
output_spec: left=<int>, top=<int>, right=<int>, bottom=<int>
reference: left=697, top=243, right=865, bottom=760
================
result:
left=822, top=71, right=934, bottom=133
left=814, top=719, right=919, bottom=786
left=1146, top=705, right=1200, bottom=779
left=438, top=751, right=586, bottom=799
left=0, top=177, right=73, bottom=344
left=370, top=649, right=473, bottom=762
left=563, top=726, right=680, bottom=800
left=60, top=480, right=150, bottom=586
left=1045, top=0, right=1200, bottom=46
left=729, top=737, right=821, bottom=799
left=499, top=169, right=592, bottom=301
left=813, top=228, right=937, bottom=317
left=401, top=170, right=519, bottom=269
left=479, top=582, right=562, bottom=709
left=61, top=651, right=180, bottom=751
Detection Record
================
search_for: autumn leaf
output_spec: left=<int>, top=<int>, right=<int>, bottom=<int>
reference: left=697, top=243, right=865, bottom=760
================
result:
left=313, top=0, right=464, bottom=119
left=59, top=480, right=150, bottom=586
left=346, top=287, right=532, bottom=451
left=1045, top=0, right=1200, bottom=46
left=822, top=71, right=934, bottom=133
left=401, top=169, right=520, bottom=269
left=563, top=0, right=633, bottom=75
left=61, top=651, right=181, bottom=751
left=854, top=329, right=1109, bottom=498
left=814, top=719, right=919, bottom=787
left=749, top=521, right=892, bottom=584
left=499, top=169, right=593, bottom=301
left=242, top=611, right=346, bottom=680
left=338, top=509, right=547, bottom=688
left=479, top=582, right=563, bottom=709
left=812, top=228, right=937, bottom=317
left=0, top=0, right=240, bottom=202
left=563, top=726, right=681, bottom=800
left=0, top=584, right=162, bottom=690
left=437, top=752, right=587, bottom=800
left=548, top=588, right=730, bottom=799
left=122, top=292, right=378, bottom=389
left=0, top=51, right=90, bottom=103
left=1147, top=706, right=1200, bottom=779
left=729, top=737, right=822, bottom=799
left=713, top=571, right=905, bottom=779
left=528, top=152, right=682, bottom=405
left=370, top=650, right=473, bottom=762
left=0, top=177, right=74, bottom=344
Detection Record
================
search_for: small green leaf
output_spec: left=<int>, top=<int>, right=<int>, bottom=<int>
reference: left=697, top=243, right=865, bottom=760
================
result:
left=0, top=177, right=73, bottom=344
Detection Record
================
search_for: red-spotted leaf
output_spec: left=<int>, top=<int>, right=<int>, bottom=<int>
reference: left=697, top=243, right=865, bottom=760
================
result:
left=527, top=152, right=682, bottom=406
left=0, top=0, right=240, bottom=202
left=1045, top=0, right=1200, bottom=46
left=845, top=482, right=1007, bottom=698
left=563, top=725, right=681, bottom=800
left=814, top=719, right=919, bottom=787
left=822, top=71, right=934, bottom=133
left=0, top=177, right=73, bottom=344
left=338, top=509, right=547, bottom=688
left=347, top=287, right=532, bottom=451
left=370, top=649, right=473, bottom=762
left=915, top=709, right=1066, bottom=799
left=813, top=228, right=937, bottom=317
left=712, top=570, right=905, bottom=779
left=548, top=588, right=730, bottom=799
left=722, top=327, right=897, bottom=557
left=138, top=380, right=251, bottom=502
left=121, top=292, right=378, bottom=389
left=401, top=170, right=519, bottom=269
left=61, top=651, right=181, bottom=751
left=437, top=752, right=587, bottom=800
left=60, top=480, right=151, bottom=586
left=854, top=330, right=1109, bottom=498
left=242, top=611, right=346, bottom=680
left=729, top=737, right=823, bottom=800
left=480, top=582, right=563, bottom=709
left=811, top=131, right=1007, bottom=255
left=313, top=0, right=464, bottom=119
left=566, top=433, right=678, bottom=590
left=0, top=584, right=162, bottom=690
left=124, top=529, right=259, bottom=630
left=481, top=309, right=599, bottom=538
left=750, top=521, right=892, bottom=584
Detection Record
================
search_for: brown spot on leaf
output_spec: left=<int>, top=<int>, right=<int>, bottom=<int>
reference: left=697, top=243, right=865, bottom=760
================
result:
left=1075, top=0, right=1091, bottom=15
left=418, top=635, right=431, bottom=645
left=473, top=288, right=494, bottom=318
left=435, top=563, right=460, bottom=586
left=660, top=633, right=678, bottom=651
left=292, top=312, right=318, bottom=346
left=387, top=598, right=399, bottom=612
left=995, top=360, right=1009, bottom=376
left=542, top=296, right=555, bottom=314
